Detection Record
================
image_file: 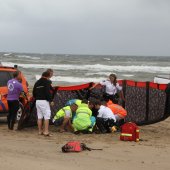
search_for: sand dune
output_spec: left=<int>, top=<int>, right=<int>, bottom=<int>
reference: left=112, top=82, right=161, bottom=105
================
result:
left=0, top=118, right=170, bottom=170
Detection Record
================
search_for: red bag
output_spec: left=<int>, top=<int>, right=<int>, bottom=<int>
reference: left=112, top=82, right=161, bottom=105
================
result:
left=62, top=141, right=103, bottom=153
left=120, top=122, right=140, bottom=142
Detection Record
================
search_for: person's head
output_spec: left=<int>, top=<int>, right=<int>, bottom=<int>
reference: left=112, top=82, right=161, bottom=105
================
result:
left=109, top=74, right=117, bottom=85
left=88, top=99, right=95, bottom=110
left=13, top=71, right=22, bottom=81
left=81, top=99, right=88, bottom=104
left=70, top=103, right=78, bottom=112
left=42, top=71, right=51, bottom=79
left=46, top=69, right=54, bottom=78
left=101, top=100, right=107, bottom=106
left=94, top=100, right=102, bottom=110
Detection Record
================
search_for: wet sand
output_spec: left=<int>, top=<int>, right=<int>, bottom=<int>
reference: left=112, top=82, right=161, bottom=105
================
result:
left=0, top=118, right=170, bottom=170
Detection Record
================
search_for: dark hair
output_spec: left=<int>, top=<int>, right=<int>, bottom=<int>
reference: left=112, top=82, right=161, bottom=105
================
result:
left=94, top=100, right=101, bottom=106
left=13, top=71, right=21, bottom=78
left=101, top=100, right=107, bottom=106
left=88, top=99, right=95, bottom=106
left=82, top=99, right=88, bottom=104
left=103, top=98, right=110, bottom=102
left=46, top=69, right=53, bottom=73
left=109, top=74, right=117, bottom=86
left=42, top=71, right=51, bottom=78
left=71, top=103, right=78, bottom=107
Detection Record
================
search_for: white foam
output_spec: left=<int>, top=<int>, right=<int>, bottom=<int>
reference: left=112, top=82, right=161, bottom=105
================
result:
left=16, top=55, right=40, bottom=60
left=103, top=58, right=111, bottom=61
left=86, top=72, right=114, bottom=76
left=122, top=74, right=134, bottom=77
left=3, top=53, right=12, bottom=56
left=2, top=62, right=170, bottom=73
left=35, top=75, right=104, bottom=83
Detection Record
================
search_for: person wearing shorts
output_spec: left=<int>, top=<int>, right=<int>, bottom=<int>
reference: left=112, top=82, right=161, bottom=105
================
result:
left=33, top=71, right=53, bottom=136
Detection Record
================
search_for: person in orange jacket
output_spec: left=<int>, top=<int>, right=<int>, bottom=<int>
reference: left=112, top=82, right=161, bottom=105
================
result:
left=106, top=100, right=127, bottom=121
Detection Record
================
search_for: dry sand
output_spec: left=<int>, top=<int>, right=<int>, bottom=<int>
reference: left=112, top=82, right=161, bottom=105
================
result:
left=0, top=118, right=170, bottom=170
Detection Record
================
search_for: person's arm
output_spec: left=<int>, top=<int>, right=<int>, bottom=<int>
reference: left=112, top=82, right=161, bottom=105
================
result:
left=90, top=80, right=107, bottom=90
left=90, top=83, right=100, bottom=90
left=119, top=90, right=125, bottom=101
left=60, top=110, right=71, bottom=131
left=45, top=81, right=53, bottom=102
left=116, top=83, right=125, bottom=101
left=88, top=109, right=92, bottom=117
left=97, top=109, right=103, bottom=118
left=32, top=83, right=37, bottom=98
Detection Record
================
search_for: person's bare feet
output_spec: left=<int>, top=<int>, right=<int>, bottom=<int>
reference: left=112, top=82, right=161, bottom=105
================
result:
left=59, top=129, right=66, bottom=133
left=43, top=133, right=52, bottom=137
left=38, top=132, right=43, bottom=135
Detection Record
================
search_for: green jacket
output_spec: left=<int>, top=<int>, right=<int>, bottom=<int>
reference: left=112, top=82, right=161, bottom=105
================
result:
left=54, top=106, right=72, bottom=120
left=75, top=99, right=82, bottom=106
left=73, top=103, right=92, bottom=131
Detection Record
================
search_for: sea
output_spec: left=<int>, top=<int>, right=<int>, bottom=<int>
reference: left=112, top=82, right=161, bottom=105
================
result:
left=0, top=52, right=170, bottom=87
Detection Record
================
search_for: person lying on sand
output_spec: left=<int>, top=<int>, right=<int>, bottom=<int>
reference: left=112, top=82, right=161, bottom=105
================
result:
left=53, top=104, right=78, bottom=133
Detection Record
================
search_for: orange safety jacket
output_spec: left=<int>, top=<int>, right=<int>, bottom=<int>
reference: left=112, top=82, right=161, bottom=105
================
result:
left=107, top=100, right=127, bottom=118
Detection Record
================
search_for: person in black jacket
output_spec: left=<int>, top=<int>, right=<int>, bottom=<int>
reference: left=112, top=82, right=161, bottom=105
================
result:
left=33, top=71, right=53, bottom=136
left=165, top=83, right=170, bottom=115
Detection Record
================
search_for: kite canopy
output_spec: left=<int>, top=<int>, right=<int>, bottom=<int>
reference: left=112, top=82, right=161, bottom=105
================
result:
left=18, top=80, right=170, bottom=129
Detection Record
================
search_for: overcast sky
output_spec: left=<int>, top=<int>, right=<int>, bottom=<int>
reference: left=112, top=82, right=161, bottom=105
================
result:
left=0, top=0, right=170, bottom=56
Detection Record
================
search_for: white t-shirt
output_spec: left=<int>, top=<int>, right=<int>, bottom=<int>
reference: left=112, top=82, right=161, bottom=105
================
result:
left=100, top=80, right=122, bottom=95
left=65, top=110, right=72, bottom=117
left=97, top=105, right=116, bottom=122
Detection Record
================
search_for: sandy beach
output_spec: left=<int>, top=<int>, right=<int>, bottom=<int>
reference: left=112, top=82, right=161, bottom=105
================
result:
left=0, top=118, right=170, bottom=170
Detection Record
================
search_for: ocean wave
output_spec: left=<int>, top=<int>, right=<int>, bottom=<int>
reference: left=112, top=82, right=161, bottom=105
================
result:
left=35, top=75, right=104, bottom=83
left=85, top=72, right=114, bottom=76
left=3, top=53, right=12, bottom=56
left=103, top=58, right=111, bottom=61
left=121, top=74, right=134, bottom=77
left=16, top=55, right=40, bottom=60
left=2, top=62, right=170, bottom=73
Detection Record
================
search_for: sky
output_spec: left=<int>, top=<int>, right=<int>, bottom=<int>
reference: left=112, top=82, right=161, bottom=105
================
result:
left=0, top=0, right=170, bottom=56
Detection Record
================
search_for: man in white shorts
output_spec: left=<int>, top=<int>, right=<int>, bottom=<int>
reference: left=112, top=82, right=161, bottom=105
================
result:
left=33, top=71, right=53, bottom=136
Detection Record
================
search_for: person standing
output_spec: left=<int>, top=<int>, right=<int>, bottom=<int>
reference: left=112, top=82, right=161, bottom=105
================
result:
left=90, top=74, right=125, bottom=104
left=33, top=71, right=53, bottom=136
left=7, top=71, right=24, bottom=130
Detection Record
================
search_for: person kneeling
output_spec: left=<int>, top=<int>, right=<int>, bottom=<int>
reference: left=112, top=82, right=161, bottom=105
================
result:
left=106, top=100, right=127, bottom=127
left=95, top=100, right=116, bottom=133
left=53, top=104, right=78, bottom=132
left=73, top=99, right=96, bottom=134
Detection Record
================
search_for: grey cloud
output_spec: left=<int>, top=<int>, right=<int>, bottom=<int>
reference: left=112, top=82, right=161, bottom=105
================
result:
left=0, top=0, right=170, bottom=56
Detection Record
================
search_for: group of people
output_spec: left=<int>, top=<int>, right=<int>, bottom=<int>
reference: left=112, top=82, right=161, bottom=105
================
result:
left=7, top=69, right=127, bottom=136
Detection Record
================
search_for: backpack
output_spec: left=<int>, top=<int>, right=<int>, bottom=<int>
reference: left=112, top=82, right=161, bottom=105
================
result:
left=62, top=141, right=102, bottom=153
left=120, top=122, right=140, bottom=142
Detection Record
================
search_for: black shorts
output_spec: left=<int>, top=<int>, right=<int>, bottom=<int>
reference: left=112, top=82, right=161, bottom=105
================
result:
left=103, top=93, right=119, bottom=104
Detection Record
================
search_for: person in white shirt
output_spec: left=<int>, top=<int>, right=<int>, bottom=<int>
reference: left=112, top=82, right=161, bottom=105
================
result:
left=90, top=74, right=125, bottom=104
left=94, top=100, right=116, bottom=133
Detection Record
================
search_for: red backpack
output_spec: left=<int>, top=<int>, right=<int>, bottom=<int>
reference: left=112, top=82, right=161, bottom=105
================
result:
left=120, top=122, right=140, bottom=142
left=62, top=141, right=102, bottom=153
